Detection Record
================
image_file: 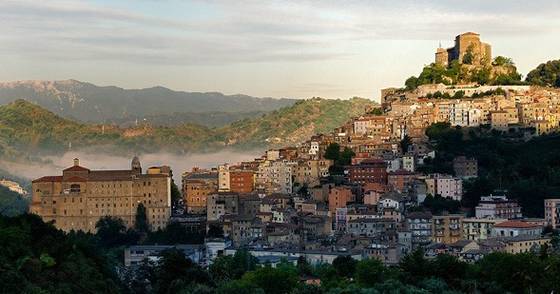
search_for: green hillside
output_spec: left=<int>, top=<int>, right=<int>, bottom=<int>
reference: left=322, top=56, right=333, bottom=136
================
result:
left=0, top=98, right=376, bottom=157
left=214, top=97, right=375, bottom=147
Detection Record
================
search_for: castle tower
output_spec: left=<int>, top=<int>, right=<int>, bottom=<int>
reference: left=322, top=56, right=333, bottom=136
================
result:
left=435, top=46, right=449, bottom=67
left=131, top=156, right=142, bottom=174
left=434, top=32, right=492, bottom=66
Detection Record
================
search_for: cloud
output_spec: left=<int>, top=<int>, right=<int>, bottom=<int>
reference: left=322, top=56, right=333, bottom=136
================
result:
left=2, top=0, right=558, bottom=66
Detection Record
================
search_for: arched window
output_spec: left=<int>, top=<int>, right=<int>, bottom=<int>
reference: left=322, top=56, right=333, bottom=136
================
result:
left=70, top=184, right=81, bottom=193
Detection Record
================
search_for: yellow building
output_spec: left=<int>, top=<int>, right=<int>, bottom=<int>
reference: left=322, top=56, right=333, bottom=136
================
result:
left=30, top=157, right=171, bottom=232
left=501, top=236, right=551, bottom=254
left=432, top=214, right=463, bottom=244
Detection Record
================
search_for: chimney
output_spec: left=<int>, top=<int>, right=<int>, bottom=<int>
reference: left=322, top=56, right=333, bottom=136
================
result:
left=73, top=158, right=80, bottom=166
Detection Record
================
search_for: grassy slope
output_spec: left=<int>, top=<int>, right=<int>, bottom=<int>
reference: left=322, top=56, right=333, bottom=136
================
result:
left=0, top=98, right=376, bottom=156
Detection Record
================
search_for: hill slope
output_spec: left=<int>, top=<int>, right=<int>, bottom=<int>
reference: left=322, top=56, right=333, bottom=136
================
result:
left=215, top=98, right=375, bottom=146
left=0, top=80, right=297, bottom=125
left=0, top=98, right=376, bottom=157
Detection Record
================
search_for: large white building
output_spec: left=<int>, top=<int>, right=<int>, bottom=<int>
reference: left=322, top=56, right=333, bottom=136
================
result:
left=475, top=195, right=522, bottom=219
left=424, top=174, right=463, bottom=201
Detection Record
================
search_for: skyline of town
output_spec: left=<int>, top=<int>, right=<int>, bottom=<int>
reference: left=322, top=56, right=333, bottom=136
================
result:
left=2, top=1, right=560, bottom=290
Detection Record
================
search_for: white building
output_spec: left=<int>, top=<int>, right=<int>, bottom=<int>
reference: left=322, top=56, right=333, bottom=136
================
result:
left=402, top=155, right=415, bottom=172
left=475, top=195, right=522, bottom=219
left=309, top=141, right=320, bottom=156
left=218, top=164, right=230, bottom=192
left=492, top=220, right=542, bottom=238
left=424, top=174, right=463, bottom=201
left=544, top=199, right=560, bottom=229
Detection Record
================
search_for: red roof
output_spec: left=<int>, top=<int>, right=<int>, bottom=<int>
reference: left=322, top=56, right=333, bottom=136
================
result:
left=32, top=176, right=63, bottom=183
left=494, top=220, right=540, bottom=229
left=63, top=165, right=90, bottom=172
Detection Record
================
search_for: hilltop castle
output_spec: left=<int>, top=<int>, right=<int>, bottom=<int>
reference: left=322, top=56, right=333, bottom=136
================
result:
left=435, top=32, right=492, bottom=67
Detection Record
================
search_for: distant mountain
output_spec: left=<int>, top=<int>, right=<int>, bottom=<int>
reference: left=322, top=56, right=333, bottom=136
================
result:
left=0, top=80, right=297, bottom=125
left=0, top=98, right=376, bottom=158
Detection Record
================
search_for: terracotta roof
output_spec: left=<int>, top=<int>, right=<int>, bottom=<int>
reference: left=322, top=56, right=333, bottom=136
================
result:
left=63, top=165, right=90, bottom=172
left=494, top=220, right=541, bottom=228
left=32, top=176, right=63, bottom=183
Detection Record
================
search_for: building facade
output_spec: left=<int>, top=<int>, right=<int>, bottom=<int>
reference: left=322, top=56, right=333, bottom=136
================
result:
left=544, top=199, right=560, bottom=229
left=475, top=195, right=522, bottom=219
left=30, top=157, right=171, bottom=232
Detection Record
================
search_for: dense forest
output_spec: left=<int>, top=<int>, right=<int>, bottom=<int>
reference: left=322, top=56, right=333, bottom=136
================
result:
left=1, top=214, right=560, bottom=294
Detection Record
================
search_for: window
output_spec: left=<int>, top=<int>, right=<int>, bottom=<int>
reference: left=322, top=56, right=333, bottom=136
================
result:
left=70, top=184, right=81, bottom=193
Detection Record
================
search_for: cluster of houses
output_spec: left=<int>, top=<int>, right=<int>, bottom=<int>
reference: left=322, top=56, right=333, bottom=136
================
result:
left=131, top=84, right=560, bottom=268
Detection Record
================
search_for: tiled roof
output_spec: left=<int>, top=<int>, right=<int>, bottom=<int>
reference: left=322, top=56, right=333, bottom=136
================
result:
left=32, top=176, right=63, bottom=183
left=63, top=165, right=90, bottom=172
left=494, top=220, right=541, bottom=228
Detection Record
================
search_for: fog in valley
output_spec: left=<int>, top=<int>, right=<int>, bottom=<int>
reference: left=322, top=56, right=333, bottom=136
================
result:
left=0, top=150, right=261, bottom=184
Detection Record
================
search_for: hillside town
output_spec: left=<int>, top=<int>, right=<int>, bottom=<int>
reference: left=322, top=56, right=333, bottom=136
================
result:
left=27, top=34, right=560, bottom=275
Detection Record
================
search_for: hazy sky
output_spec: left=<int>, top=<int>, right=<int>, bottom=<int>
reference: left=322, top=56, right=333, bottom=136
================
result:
left=1, top=0, right=559, bottom=101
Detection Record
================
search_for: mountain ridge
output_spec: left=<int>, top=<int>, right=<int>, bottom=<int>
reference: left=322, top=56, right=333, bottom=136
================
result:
left=0, top=80, right=298, bottom=125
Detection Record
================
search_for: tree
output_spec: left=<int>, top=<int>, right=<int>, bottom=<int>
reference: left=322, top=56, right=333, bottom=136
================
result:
left=324, top=143, right=341, bottom=162
left=332, top=255, right=357, bottom=278
left=339, top=147, right=355, bottom=166
left=526, top=59, right=560, bottom=87
left=422, top=194, right=461, bottom=214
left=96, top=216, right=138, bottom=247
left=405, top=76, right=419, bottom=90
left=0, top=214, right=122, bottom=293
left=399, top=249, right=432, bottom=285
left=135, top=203, right=149, bottom=233
left=355, top=258, right=385, bottom=287
left=296, top=256, right=313, bottom=276
left=241, top=266, right=298, bottom=294
left=171, top=180, right=182, bottom=205
left=207, top=223, right=224, bottom=238
left=368, top=108, right=384, bottom=115
left=154, top=249, right=211, bottom=294
left=462, top=45, right=474, bottom=65
left=493, top=56, right=514, bottom=66
left=452, top=90, right=465, bottom=99
left=400, top=135, right=412, bottom=153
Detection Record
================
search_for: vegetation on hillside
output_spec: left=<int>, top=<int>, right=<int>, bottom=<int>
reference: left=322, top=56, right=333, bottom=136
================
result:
left=0, top=185, right=28, bottom=216
left=405, top=57, right=523, bottom=90
left=190, top=97, right=374, bottom=147
left=2, top=213, right=560, bottom=293
left=526, top=59, right=560, bottom=87
left=420, top=122, right=560, bottom=216
left=0, top=98, right=376, bottom=158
